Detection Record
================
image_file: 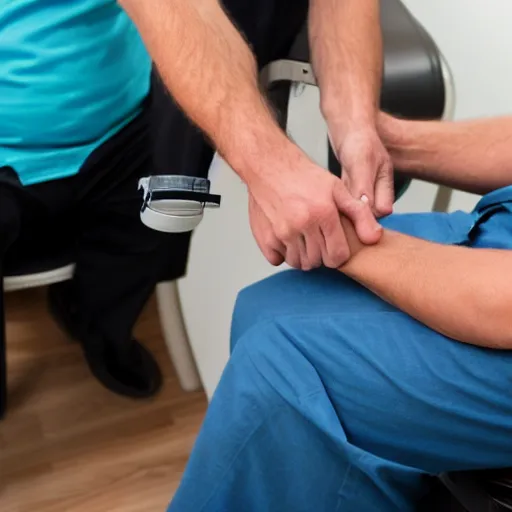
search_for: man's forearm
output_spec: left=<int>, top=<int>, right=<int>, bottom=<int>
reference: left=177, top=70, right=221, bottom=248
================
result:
left=340, top=220, right=512, bottom=349
left=119, top=0, right=303, bottom=184
left=380, top=115, right=512, bottom=194
left=309, top=0, right=382, bottom=133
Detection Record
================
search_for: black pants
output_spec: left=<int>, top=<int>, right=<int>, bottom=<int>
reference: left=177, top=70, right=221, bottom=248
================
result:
left=0, top=1, right=309, bottom=390
left=0, top=88, right=191, bottom=347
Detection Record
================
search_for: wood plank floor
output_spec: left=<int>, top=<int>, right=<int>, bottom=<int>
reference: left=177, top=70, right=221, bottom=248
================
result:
left=0, top=288, right=207, bottom=512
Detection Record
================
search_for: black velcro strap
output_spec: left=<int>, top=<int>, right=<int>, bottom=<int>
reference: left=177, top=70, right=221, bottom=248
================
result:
left=150, top=190, right=221, bottom=206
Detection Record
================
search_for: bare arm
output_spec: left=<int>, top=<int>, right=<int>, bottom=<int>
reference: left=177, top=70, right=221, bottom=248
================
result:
left=379, top=114, right=512, bottom=195
left=119, top=0, right=381, bottom=271
left=309, top=0, right=382, bottom=131
left=340, top=218, right=512, bottom=349
left=119, top=0, right=298, bottom=182
left=309, top=0, right=394, bottom=216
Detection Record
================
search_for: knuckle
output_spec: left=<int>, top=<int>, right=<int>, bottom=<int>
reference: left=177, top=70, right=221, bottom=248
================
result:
left=379, top=164, right=394, bottom=179
left=343, top=199, right=365, bottom=217
left=316, top=204, right=334, bottom=224
left=291, top=209, right=311, bottom=231
left=275, top=222, right=294, bottom=242
left=263, top=234, right=279, bottom=249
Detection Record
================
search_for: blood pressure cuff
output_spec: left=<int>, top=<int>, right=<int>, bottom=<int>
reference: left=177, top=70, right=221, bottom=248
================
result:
left=139, top=175, right=221, bottom=233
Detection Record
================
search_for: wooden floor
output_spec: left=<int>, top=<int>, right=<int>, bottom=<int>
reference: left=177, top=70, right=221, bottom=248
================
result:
left=0, top=288, right=207, bottom=512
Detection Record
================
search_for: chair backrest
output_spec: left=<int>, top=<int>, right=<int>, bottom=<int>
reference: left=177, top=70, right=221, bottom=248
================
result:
left=282, top=0, right=448, bottom=120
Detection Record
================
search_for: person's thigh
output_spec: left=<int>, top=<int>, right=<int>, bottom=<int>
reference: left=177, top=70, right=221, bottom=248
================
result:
left=228, top=210, right=512, bottom=505
left=231, top=210, right=477, bottom=342
left=171, top=209, right=512, bottom=511
left=224, top=276, right=512, bottom=510
left=0, top=166, right=69, bottom=271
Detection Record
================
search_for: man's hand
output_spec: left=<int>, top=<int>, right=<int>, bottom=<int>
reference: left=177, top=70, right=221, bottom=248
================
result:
left=120, top=0, right=385, bottom=270
left=309, top=0, right=390, bottom=215
left=377, top=111, right=512, bottom=196
left=247, top=158, right=382, bottom=270
left=331, top=127, right=394, bottom=217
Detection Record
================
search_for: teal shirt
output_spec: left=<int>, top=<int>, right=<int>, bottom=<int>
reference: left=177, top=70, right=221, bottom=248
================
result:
left=0, top=0, right=152, bottom=185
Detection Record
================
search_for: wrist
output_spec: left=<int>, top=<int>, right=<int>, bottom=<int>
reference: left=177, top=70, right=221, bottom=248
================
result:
left=324, top=111, right=377, bottom=142
left=324, top=111, right=379, bottom=158
left=377, top=113, right=425, bottom=174
left=339, top=216, right=365, bottom=261
left=225, top=124, right=307, bottom=186
left=321, top=92, right=377, bottom=136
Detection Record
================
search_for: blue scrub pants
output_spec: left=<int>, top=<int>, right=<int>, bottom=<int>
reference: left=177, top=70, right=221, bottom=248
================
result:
left=170, top=187, right=512, bottom=512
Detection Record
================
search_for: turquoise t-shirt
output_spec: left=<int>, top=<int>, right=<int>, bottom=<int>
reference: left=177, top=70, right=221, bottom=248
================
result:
left=0, top=0, right=152, bottom=185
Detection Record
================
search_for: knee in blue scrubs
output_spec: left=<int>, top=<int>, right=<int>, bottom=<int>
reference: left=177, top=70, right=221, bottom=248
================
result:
left=170, top=187, right=512, bottom=512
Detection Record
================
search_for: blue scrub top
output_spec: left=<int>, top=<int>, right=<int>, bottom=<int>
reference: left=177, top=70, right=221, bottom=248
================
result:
left=0, top=0, right=152, bottom=185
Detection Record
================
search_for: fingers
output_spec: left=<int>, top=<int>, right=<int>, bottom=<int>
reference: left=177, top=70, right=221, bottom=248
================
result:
left=253, top=232, right=285, bottom=266
left=344, top=159, right=393, bottom=217
left=281, top=228, right=325, bottom=270
left=284, top=240, right=302, bottom=269
left=335, top=129, right=395, bottom=217
left=262, top=245, right=286, bottom=266
left=301, top=230, right=323, bottom=270
left=285, top=226, right=345, bottom=270
left=343, top=159, right=376, bottom=208
left=248, top=195, right=285, bottom=266
left=319, top=214, right=350, bottom=268
left=274, top=199, right=352, bottom=270
left=374, top=162, right=395, bottom=217
left=333, top=181, right=382, bottom=245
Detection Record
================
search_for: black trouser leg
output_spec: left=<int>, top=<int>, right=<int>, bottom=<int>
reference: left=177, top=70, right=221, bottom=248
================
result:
left=0, top=270, right=5, bottom=419
left=2, top=106, right=178, bottom=397
left=0, top=175, right=23, bottom=418
left=64, top=108, right=177, bottom=351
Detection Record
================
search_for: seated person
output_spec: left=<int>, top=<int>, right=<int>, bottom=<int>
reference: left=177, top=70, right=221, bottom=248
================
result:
left=2, top=0, right=385, bottom=400
left=169, top=112, right=512, bottom=511
left=0, top=1, right=191, bottom=398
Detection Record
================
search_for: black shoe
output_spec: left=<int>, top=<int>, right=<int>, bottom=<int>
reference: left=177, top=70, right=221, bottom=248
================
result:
left=48, top=281, right=163, bottom=399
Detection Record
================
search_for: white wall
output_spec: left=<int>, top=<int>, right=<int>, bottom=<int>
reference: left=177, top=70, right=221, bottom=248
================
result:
left=398, top=0, right=512, bottom=213
left=179, top=1, right=512, bottom=399
left=403, top=0, right=512, bottom=120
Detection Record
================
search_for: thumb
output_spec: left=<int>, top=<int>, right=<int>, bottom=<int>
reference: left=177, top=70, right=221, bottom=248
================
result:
left=374, top=163, right=395, bottom=217
left=343, top=162, right=376, bottom=207
left=333, top=181, right=382, bottom=245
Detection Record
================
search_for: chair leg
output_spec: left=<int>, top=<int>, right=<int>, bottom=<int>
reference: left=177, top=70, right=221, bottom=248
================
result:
left=155, top=281, right=202, bottom=392
left=432, top=185, right=454, bottom=213
left=0, top=280, right=6, bottom=420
